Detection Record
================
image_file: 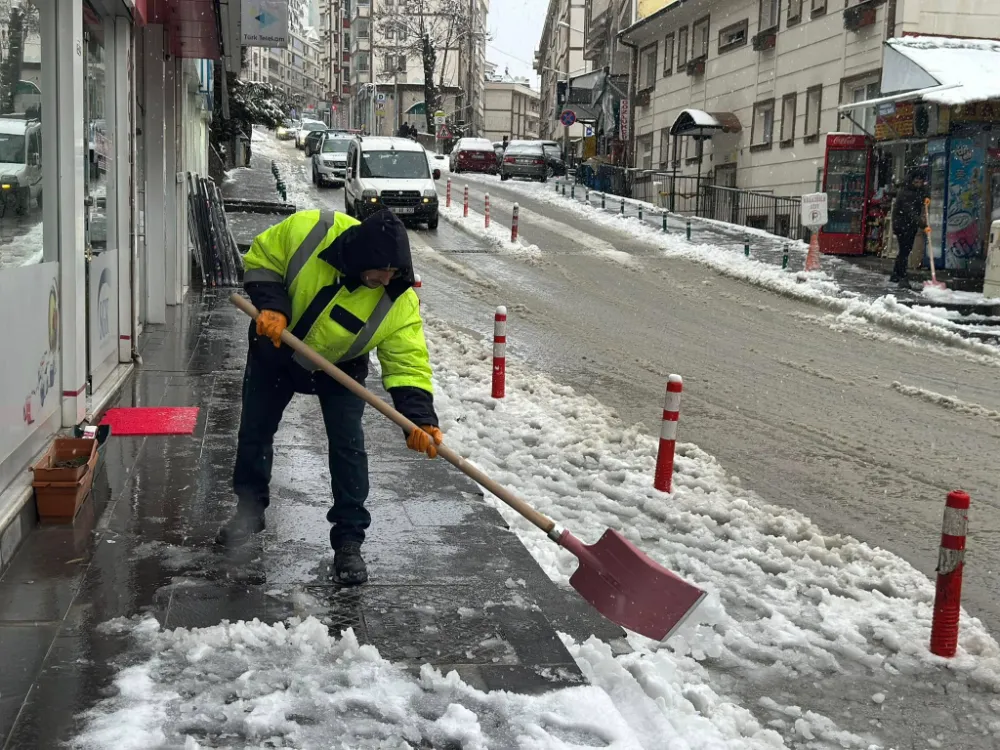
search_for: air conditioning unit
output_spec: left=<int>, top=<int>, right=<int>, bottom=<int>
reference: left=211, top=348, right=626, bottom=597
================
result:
left=913, top=103, right=939, bottom=137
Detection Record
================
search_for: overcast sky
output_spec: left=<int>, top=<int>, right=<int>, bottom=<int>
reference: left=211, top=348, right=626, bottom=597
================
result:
left=486, top=0, right=547, bottom=87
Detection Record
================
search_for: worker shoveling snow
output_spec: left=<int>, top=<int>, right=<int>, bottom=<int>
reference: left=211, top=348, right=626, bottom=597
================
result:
left=73, top=313, right=1000, bottom=750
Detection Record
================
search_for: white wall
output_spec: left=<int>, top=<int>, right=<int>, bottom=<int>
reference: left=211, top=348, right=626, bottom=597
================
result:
left=898, top=0, right=1000, bottom=37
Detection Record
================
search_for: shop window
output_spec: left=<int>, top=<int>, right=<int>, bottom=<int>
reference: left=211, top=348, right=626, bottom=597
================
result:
left=718, top=19, right=748, bottom=53
left=805, top=85, right=822, bottom=142
left=640, top=42, right=657, bottom=90
left=759, top=0, right=779, bottom=31
left=751, top=99, right=775, bottom=149
left=677, top=26, right=689, bottom=68
left=780, top=93, right=796, bottom=145
left=0, top=1, right=45, bottom=269
left=692, top=16, right=710, bottom=60
left=662, top=33, right=674, bottom=76
left=788, top=0, right=803, bottom=25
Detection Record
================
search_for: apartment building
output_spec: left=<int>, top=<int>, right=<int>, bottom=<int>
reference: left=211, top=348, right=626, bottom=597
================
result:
left=348, top=0, right=488, bottom=135
left=535, top=0, right=591, bottom=144
left=618, top=0, right=1000, bottom=197
left=319, top=0, right=350, bottom=127
left=483, top=78, right=541, bottom=142
left=241, top=28, right=326, bottom=116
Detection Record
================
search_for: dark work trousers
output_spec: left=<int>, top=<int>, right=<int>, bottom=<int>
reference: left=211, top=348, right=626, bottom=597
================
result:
left=232, top=351, right=371, bottom=548
left=892, top=230, right=917, bottom=280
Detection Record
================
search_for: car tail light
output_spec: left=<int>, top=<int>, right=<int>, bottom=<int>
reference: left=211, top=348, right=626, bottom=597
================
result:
left=533, top=158, right=544, bottom=165
left=504, top=156, right=515, bottom=164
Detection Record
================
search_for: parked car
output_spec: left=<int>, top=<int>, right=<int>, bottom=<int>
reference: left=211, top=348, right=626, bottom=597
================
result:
left=499, top=141, right=548, bottom=182
left=344, top=136, right=441, bottom=228
left=295, top=120, right=326, bottom=149
left=276, top=119, right=298, bottom=140
left=312, top=132, right=352, bottom=186
left=304, top=128, right=336, bottom=156
left=0, top=117, right=43, bottom=213
left=540, top=141, right=566, bottom=177
left=449, top=137, right=498, bottom=174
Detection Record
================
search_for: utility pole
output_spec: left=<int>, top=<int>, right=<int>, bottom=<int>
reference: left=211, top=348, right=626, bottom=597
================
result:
left=466, top=0, right=476, bottom=135
left=563, top=19, right=570, bottom=163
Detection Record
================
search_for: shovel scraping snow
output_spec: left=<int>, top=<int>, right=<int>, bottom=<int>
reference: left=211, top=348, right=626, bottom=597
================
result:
left=231, top=294, right=706, bottom=641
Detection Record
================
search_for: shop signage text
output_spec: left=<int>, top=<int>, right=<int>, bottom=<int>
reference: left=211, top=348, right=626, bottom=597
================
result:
left=242, top=0, right=289, bottom=48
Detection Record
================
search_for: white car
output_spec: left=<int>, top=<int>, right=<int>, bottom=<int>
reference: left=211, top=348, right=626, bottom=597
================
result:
left=295, top=119, right=326, bottom=149
left=312, top=133, right=352, bottom=187
left=344, top=136, right=441, bottom=229
left=0, top=117, right=42, bottom=213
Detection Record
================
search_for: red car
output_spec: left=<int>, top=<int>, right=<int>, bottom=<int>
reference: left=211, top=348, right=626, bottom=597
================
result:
left=449, top=137, right=499, bottom=174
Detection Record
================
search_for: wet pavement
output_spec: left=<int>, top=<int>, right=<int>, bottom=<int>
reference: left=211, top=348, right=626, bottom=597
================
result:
left=0, top=289, right=625, bottom=748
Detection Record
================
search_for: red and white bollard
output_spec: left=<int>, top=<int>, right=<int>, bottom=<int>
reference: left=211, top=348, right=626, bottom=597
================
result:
left=463, top=185, right=469, bottom=218
left=485, top=193, right=491, bottom=228
left=413, top=273, right=422, bottom=304
left=930, top=490, right=970, bottom=658
left=511, top=202, right=519, bottom=243
left=446, top=178, right=452, bottom=208
left=492, top=306, right=507, bottom=399
left=653, top=375, right=682, bottom=493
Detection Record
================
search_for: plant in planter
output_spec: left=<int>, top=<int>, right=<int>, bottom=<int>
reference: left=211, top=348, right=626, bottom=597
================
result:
left=686, top=57, right=706, bottom=76
left=844, top=4, right=878, bottom=30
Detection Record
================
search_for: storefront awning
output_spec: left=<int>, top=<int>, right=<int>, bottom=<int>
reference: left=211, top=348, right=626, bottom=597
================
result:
left=669, top=109, right=741, bottom=136
left=841, top=36, right=1000, bottom=113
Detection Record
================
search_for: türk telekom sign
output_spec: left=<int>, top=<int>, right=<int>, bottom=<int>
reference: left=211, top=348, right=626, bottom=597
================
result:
left=242, top=0, right=289, bottom=48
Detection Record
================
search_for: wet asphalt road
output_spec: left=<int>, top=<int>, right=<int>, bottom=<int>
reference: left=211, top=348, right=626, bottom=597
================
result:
left=261, top=137, right=1000, bottom=642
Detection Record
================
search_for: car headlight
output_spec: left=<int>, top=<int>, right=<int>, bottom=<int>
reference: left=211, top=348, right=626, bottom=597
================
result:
left=1, top=175, right=18, bottom=189
left=362, top=189, right=379, bottom=204
left=422, top=189, right=437, bottom=204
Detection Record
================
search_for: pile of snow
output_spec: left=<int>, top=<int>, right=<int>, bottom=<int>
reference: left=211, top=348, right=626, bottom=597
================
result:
left=73, top=617, right=641, bottom=750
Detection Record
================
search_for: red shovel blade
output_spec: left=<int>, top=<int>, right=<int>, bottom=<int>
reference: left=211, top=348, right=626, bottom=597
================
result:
left=560, top=529, right=706, bottom=641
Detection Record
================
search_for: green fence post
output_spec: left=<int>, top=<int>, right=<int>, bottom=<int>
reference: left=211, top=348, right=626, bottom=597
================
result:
left=686, top=219, right=692, bottom=240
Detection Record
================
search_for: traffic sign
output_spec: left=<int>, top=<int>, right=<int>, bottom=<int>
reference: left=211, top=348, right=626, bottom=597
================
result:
left=376, top=92, right=387, bottom=103
left=801, top=193, right=828, bottom=228
left=584, top=125, right=594, bottom=137
left=560, top=109, right=577, bottom=127
left=434, top=110, right=447, bottom=126
left=436, top=124, right=452, bottom=140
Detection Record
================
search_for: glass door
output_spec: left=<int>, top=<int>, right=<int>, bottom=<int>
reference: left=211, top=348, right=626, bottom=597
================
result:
left=825, top=148, right=868, bottom=235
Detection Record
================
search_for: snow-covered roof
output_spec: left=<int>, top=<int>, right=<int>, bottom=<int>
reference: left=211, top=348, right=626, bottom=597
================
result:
left=884, top=36, right=1000, bottom=106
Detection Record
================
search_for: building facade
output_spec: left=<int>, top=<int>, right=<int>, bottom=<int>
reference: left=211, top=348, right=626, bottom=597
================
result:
left=0, top=0, right=222, bottom=558
left=241, top=28, right=327, bottom=119
left=534, top=0, right=591, bottom=148
left=619, top=0, right=1000, bottom=198
left=483, top=79, right=541, bottom=142
left=318, top=0, right=349, bottom=127
left=348, top=0, right=488, bottom=137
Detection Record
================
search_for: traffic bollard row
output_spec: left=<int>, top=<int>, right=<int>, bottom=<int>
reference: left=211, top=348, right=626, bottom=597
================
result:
left=511, top=203, right=519, bottom=242
left=492, top=306, right=507, bottom=399
left=485, top=193, right=491, bottom=229
left=446, top=178, right=452, bottom=208
left=463, top=185, right=469, bottom=218
left=653, top=375, right=683, bottom=493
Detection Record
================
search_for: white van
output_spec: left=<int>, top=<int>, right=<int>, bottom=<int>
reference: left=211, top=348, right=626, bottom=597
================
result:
left=344, top=136, right=441, bottom=229
left=0, top=117, right=42, bottom=214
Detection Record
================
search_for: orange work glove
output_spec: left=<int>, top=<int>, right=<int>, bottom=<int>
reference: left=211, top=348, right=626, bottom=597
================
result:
left=406, top=425, right=444, bottom=458
left=256, top=310, right=288, bottom=348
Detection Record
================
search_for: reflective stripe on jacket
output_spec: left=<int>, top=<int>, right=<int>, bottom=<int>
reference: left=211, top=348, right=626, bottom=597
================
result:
left=242, top=209, right=433, bottom=395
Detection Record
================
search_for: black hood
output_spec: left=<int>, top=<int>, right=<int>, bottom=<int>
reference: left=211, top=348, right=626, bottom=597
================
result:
left=319, top=210, right=415, bottom=298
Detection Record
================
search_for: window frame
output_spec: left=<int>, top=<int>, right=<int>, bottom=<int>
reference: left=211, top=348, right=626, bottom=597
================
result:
left=639, top=41, right=658, bottom=91
left=691, top=15, right=711, bottom=60
left=759, top=0, right=779, bottom=32
left=637, top=133, right=654, bottom=170
left=780, top=92, right=797, bottom=146
left=659, top=127, right=671, bottom=168
left=677, top=25, right=689, bottom=68
left=718, top=19, right=749, bottom=53
left=804, top=84, right=822, bottom=143
left=662, top=32, right=675, bottom=76
left=751, top=98, right=776, bottom=151
left=788, top=0, right=803, bottom=25
left=811, top=0, right=827, bottom=17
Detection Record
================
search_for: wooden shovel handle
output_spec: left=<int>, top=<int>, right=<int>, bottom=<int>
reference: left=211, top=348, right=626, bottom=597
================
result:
left=231, top=294, right=556, bottom=534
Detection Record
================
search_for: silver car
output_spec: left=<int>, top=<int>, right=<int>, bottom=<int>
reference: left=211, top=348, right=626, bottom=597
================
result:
left=312, top=134, right=352, bottom=186
left=499, top=142, right=549, bottom=182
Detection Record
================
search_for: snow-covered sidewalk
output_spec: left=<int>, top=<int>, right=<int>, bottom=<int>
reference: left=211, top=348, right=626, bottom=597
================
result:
left=73, top=307, right=1000, bottom=750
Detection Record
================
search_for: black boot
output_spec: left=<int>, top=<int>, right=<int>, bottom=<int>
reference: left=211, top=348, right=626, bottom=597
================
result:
left=215, top=510, right=265, bottom=547
left=333, top=541, right=368, bottom=585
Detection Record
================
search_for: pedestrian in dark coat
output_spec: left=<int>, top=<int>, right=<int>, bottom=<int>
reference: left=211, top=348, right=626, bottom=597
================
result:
left=891, top=169, right=928, bottom=284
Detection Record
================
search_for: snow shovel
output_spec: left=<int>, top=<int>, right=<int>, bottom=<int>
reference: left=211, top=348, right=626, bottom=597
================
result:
left=923, top=198, right=946, bottom=290
left=231, top=294, right=706, bottom=641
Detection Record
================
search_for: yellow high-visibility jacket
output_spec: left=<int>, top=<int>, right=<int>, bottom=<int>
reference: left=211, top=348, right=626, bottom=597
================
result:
left=243, top=208, right=436, bottom=423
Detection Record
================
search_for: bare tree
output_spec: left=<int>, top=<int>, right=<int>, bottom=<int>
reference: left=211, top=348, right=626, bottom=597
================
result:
left=374, top=0, right=474, bottom=134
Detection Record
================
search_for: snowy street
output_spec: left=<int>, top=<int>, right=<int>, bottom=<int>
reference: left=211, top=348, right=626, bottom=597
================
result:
left=5, top=129, right=1000, bottom=749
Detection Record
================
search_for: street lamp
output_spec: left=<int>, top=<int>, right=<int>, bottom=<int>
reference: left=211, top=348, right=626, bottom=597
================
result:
left=555, top=20, right=581, bottom=163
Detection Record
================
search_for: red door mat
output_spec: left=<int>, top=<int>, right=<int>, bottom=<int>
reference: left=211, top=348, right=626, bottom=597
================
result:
left=100, top=407, right=200, bottom=436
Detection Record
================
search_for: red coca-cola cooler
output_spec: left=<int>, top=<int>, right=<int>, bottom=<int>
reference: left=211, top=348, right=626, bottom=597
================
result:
left=819, top=133, right=873, bottom=255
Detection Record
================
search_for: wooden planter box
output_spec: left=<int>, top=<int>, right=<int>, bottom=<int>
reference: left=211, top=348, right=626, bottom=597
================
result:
left=32, top=438, right=98, bottom=523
